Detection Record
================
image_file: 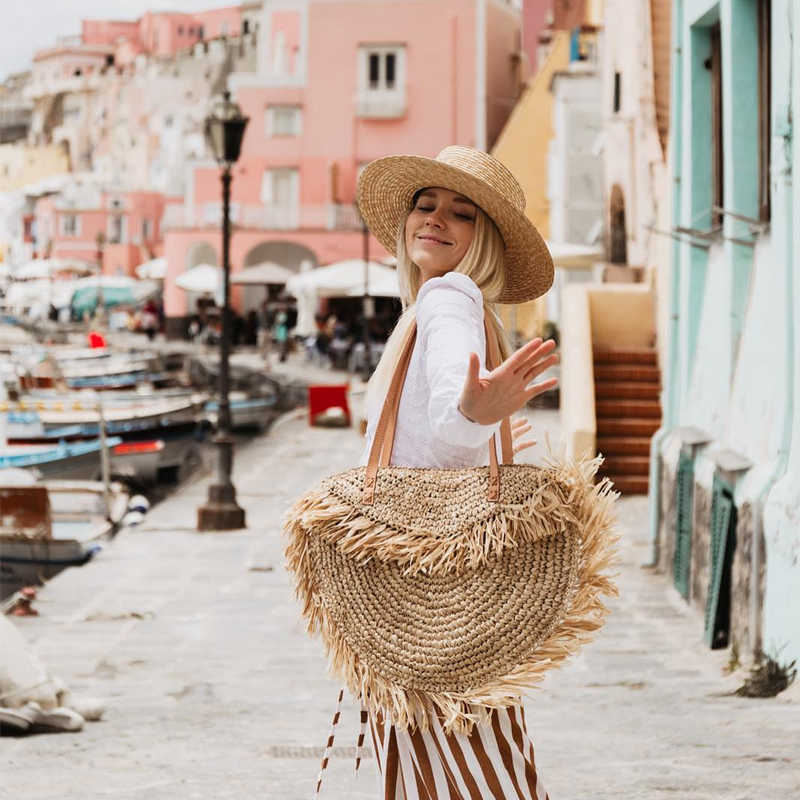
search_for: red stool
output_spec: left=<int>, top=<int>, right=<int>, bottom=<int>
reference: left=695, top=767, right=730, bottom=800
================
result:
left=308, top=384, right=351, bottom=427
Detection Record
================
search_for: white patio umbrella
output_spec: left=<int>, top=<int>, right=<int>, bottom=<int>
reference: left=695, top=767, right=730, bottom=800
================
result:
left=13, top=258, right=96, bottom=280
left=230, top=261, right=294, bottom=285
left=286, top=259, right=398, bottom=298
left=3, top=279, right=76, bottom=312
left=174, top=263, right=222, bottom=294
left=135, top=257, right=167, bottom=280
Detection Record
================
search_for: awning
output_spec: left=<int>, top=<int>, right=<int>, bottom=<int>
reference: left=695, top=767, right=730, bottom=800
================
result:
left=134, top=257, right=167, bottom=280
left=230, top=261, right=294, bottom=285
left=174, top=264, right=221, bottom=294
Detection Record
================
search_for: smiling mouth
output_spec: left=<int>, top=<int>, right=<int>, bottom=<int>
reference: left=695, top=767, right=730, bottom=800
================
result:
left=417, top=235, right=452, bottom=245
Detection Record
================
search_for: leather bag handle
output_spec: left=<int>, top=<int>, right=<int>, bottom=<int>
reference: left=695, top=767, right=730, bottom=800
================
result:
left=362, top=311, right=513, bottom=505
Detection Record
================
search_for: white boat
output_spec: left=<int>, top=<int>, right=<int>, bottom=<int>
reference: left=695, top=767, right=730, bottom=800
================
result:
left=0, top=479, right=129, bottom=599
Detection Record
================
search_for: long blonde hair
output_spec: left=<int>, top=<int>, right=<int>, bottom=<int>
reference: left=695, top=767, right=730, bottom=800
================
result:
left=366, top=204, right=511, bottom=418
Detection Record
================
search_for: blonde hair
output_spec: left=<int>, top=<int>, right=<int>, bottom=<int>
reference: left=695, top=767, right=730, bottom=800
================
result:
left=366, top=204, right=511, bottom=418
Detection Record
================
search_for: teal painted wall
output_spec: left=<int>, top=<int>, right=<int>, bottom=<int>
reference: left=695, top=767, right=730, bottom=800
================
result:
left=663, top=0, right=799, bottom=664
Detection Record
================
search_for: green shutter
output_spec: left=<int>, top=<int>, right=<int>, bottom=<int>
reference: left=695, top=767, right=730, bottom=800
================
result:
left=673, top=451, right=694, bottom=599
left=704, top=475, right=736, bottom=648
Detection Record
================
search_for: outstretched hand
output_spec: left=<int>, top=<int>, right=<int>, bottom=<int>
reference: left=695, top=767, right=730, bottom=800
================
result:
left=458, top=337, right=559, bottom=426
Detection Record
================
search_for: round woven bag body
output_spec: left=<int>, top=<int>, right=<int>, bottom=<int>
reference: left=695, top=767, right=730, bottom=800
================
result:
left=285, top=318, right=618, bottom=733
left=285, top=457, right=618, bottom=734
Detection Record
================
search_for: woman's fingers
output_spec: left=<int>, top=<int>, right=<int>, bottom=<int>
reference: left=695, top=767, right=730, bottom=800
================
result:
left=524, top=376, right=559, bottom=403
left=503, top=337, right=544, bottom=373
left=513, top=437, right=537, bottom=455
left=515, top=340, right=557, bottom=378
left=522, top=352, right=560, bottom=383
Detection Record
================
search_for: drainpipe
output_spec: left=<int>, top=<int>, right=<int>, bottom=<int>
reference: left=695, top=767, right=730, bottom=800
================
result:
left=647, top=0, right=684, bottom=566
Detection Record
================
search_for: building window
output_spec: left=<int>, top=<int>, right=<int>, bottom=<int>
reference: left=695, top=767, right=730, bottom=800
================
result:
left=108, top=214, right=126, bottom=244
left=199, top=26, right=204, bottom=39
left=243, top=19, right=250, bottom=35
left=709, top=23, right=723, bottom=229
left=178, top=25, right=184, bottom=35
left=613, top=72, right=621, bottom=113
left=758, top=0, right=771, bottom=222
left=142, top=218, right=152, bottom=241
left=221, top=22, right=229, bottom=35
left=266, top=106, right=302, bottom=137
left=357, top=45, right=406, bottom=118
left=261, top=168, right=300, bottom=228
left=61, top=214, right=79, bottom=237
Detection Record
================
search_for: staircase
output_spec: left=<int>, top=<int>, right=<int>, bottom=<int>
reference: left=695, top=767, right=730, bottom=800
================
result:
left=593, top=348, right=661, bottom=494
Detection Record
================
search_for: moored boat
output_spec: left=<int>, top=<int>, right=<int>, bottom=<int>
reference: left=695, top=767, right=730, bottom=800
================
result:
left=0, top=478, right=130, bottom=599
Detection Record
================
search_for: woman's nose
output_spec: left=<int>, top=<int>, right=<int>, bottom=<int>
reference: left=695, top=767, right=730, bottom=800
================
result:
left=424, top=211, right=444, bottom=228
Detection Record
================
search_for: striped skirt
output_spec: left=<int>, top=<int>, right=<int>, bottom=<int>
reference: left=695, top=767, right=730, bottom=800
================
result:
left=369, top=706, right=550, bottom=800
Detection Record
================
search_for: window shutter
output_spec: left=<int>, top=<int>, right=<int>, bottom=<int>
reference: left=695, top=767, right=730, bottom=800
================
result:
left=673, top=451, right=694, bottom=600
left=704, top=476, right=736, bottom=649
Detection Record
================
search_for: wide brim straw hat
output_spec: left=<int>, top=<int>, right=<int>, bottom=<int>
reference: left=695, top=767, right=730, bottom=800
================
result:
left=357, top=145, right=554, bottom=304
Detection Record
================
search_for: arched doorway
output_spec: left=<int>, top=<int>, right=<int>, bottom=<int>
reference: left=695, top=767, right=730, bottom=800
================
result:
left=609, top=184, right=627, bottom=264
left=239, top=241, right=317, bottom=313
left=184, top=240, right=218, bottom=313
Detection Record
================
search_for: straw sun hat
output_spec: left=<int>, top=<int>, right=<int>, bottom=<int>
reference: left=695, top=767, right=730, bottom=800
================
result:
left=357, top=145, right=554, bottom=303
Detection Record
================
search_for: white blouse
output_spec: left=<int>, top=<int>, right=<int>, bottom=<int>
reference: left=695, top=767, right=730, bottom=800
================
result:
left=360, top=272, right=502, bottom=469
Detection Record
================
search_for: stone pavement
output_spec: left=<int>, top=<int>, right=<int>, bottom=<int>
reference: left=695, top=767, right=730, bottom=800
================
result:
left=2, top=407, right=799, bottom=800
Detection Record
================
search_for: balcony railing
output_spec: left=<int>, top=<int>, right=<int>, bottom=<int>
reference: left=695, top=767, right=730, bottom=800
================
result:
left=355, top=92, right=406, bottom=119
left=162, top=203, right=363, bottom=232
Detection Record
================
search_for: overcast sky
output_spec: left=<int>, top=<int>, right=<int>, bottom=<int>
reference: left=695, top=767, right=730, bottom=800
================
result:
left=2, top=1, right=219, bottom=81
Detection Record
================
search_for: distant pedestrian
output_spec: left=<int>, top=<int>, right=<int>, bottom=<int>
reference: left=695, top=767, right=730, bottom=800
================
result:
left=274, top=309, right=289, bottom=363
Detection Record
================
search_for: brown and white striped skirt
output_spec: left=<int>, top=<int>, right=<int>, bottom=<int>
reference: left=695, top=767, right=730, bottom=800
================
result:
left=369, top=705, right=550, bottom=800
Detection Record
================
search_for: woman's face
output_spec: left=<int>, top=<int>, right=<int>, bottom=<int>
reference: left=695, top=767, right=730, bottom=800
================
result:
left=404, top=187, right=477, bottom=282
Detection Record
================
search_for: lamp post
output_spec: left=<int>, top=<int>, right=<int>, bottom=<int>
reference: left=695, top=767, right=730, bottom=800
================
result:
left=197, top=91, right=249, bottom=531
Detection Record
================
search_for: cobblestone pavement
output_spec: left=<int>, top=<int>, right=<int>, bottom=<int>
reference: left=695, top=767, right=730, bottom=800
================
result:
left=2, top=408, right=798, bottom=800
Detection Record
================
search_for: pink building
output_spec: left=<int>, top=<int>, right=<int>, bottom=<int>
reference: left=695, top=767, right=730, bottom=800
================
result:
left=82, top=6, right=247, bottom=63
left=34, top=190, right=166, bottom=275
left=162, top=0, right=524, bottom=336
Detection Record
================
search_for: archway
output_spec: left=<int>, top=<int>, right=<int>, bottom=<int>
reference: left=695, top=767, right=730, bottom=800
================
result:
left=239, top=240, right=318, bottom=313
left=609, top=184, right=627, bottom=264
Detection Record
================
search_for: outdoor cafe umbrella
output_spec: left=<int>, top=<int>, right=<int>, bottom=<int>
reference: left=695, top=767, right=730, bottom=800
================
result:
left=285, top=259, right=399, bottom=299
left=134, top=257, right=167, bottom=280
left=174, top=263, right=222, bottom=294
left=14, top=258, right=96, bottom=280
left=70, top=276, right=160, bottom=317
left=229, top=261, right=293, bottom=286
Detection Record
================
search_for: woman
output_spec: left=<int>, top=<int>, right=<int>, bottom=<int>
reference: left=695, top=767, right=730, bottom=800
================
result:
left=356, top=146, right=558, bottom=799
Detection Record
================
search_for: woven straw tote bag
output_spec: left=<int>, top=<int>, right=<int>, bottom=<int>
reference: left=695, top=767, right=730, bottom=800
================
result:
left=285, top=315, right=619, bottom=734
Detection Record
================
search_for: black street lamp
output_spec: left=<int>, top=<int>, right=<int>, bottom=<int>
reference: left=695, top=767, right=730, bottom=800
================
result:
left=197, top=91, right=249, bottom=531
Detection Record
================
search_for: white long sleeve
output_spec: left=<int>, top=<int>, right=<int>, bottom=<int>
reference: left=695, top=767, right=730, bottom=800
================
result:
left=361, top=272, right=502, bottom=469
left=416, top=273, right=502, bottom=449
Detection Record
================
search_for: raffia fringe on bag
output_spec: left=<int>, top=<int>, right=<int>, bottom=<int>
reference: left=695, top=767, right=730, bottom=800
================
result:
left=284, top=320, right=620, bottom=735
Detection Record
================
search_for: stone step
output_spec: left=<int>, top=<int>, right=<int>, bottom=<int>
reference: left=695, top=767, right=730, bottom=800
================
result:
left=594, top=364, right=661, bottom=383
left=596, top=417, right=661, bottom=437
left=596, top=399, right=662, bottom=419
left=594, top=381, right=661, bottom=400
left=602, top=474, right=650, bottom=494
left=598, top=455, right=651, bottom=476
left=597, top=436, right=653, bottom=456
left=593, top=348, right=658, bottom=366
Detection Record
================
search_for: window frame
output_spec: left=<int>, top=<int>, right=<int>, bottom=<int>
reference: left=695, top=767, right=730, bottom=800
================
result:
left=757, top=0, right=771, bottom=222
left=60, top=213, right=80, bottom=238
left=265, top=105, right=303, bottom=138
left=709, top=23, right=724, bottom=230
left=356, top=44, right=407, bottom=118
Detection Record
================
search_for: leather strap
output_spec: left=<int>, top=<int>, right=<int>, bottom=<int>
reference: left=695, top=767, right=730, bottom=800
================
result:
left=362, top=311, right=514, bottom=505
